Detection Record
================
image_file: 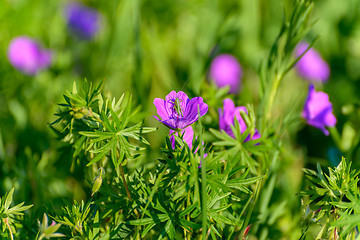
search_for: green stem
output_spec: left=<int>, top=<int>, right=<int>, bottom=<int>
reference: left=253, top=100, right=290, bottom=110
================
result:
left=119, top=164, right=132, bottom=201
left=199, top=119, right=207, bottom=240
left=201, top=156, right=207, bottom=240
left=186, top=191, right=191, bottom=240
left=243, top=177, right=262, bottom=235
left=119, top=164, right=141, bottom=234
left=264, top=74, right=283, bottom=123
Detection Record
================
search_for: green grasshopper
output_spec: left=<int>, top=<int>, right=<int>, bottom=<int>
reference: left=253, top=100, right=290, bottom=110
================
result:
left=171, top=98, right=184, bottom=117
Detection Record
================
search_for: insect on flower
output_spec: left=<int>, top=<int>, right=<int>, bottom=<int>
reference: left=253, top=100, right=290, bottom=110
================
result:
left=171, top=98, right=184, bottom=117
left=153, top=91, right=208, bottom=130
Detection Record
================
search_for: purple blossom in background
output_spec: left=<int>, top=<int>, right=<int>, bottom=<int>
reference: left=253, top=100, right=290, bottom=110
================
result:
left=219, top=98, right=260, bottom=141
left=7, top=36, right=52, bottom=75
left=302, top=84, right=336, bottom=135
left=295, top=42, right=330, bottom=82
left=65, top=2, right=100, bottom=40
left=154, top=91, right=208, bottom=130
left=209, top=54, right=243, bottom=94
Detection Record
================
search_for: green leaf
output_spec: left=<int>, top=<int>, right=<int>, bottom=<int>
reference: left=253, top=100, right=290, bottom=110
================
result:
left=101, top=111, right=116, bottom=132
left=210, top=212, right=235, bottom=226
left=141, top=222, right=157, bottom=238
left=110, top=107, right=121, bottom=131
left=179, top=218, right=201, bottom=231
left=119, top=95, right=132, bottom=130
left=127, top=214, right=168, bottom=225
left=44, top=223, right=62, bottom=235
left=86, top=143, right=111, bottom=166
left=179, top=203, right=198, bottom=218
left=4, top=188, right=14, bottom=211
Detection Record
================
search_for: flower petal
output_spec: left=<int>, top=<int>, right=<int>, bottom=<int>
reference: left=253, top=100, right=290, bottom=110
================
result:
left=222, top=98, right=236, bottom=126
left=176, top=91, right=190, bottom=110
left=302, top=84, right=336, bottom=135
left=153, top=98, right=169, bottom=120
left=183, top=97, right=208, bottom=126
left=159, top=119, right=177, bottom=130
left=307, top=91, right=332, bottom=120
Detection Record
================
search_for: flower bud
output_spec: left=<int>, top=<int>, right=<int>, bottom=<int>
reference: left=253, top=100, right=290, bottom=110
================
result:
left=91, top=176, right=102, bottom=196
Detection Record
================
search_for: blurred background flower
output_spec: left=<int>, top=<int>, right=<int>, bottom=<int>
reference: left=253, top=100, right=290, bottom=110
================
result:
left=295, top=42, right=330, bottom=82
left=209, top=54, right=243, bottom=94
left=65, top=2, right=100, bottom=40
left=302, top=84, right=336, bottom=135
left=7, top=36, right=52, bottom=75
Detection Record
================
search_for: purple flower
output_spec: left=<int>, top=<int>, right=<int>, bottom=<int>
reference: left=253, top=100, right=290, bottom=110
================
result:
left=209, top=54, right=243, bottom=94
left=7, top=36, right=52, bottom=75
left=219, top=98, right=260, bottom=141
left=154, top=91, right=208, bottom=130
left=65, top=2, right=100, bottom=40
left=302, top=84, right=336, bottom=135
left=295, top=42, right=330, bottom=82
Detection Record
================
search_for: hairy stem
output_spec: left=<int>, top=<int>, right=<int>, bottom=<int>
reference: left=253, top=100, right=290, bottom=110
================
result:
left=264, top=73, right=283, bottom=123
left=119, top=164, right=132, bottom=201
left=119, top=164, right=140, bottom=220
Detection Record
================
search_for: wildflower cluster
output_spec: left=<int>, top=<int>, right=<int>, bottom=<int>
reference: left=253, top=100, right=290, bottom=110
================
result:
left=2, top=0, right=360, bottom=239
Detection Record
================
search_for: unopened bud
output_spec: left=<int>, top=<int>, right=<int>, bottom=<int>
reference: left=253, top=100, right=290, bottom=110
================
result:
left=91, top=176, right=102, bottom=196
